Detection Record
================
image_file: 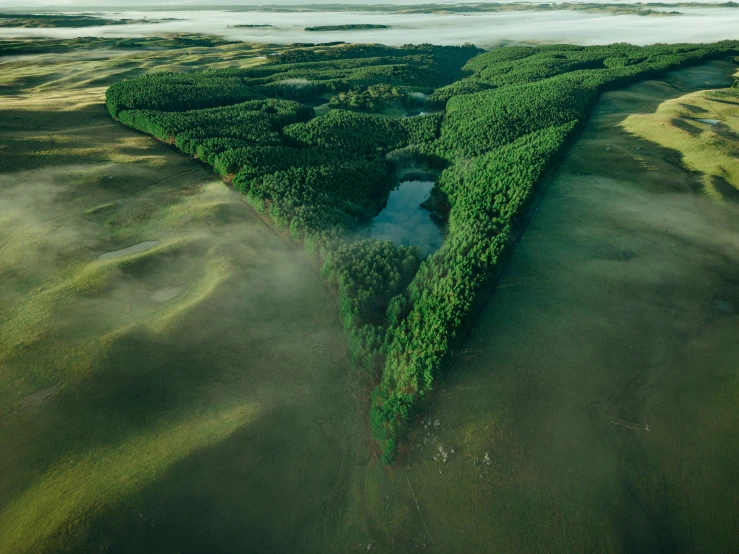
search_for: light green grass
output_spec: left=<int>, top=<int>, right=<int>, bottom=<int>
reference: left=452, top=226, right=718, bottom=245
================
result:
left=0, top=405, right=257, bottom=554
left=622, top=81, right=739, bottom=203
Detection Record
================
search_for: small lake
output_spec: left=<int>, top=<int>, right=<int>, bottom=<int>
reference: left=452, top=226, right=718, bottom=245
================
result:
left=370, top=178, right=444, bottom=257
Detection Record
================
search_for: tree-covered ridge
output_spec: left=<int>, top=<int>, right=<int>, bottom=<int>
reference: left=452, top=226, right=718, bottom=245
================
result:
left=329, top=83, right=426, bottom=112
left=428, top=43, right=736, bottom=104
left=106, top=41, right=739, bottom=464
left=106, top=44, right=479, bottom=118
left=305, top=24, right=390, bottom=31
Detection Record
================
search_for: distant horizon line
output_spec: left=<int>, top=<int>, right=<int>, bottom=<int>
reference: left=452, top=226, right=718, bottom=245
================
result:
left=0, top=0, right=735, bottom=10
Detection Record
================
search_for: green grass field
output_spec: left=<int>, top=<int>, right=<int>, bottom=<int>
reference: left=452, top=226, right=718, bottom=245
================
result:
left=1, top=43, right=737, bottom=553
left=622, top=81, right=739, bottom=203
left=0, top=43, right=378, bottom=553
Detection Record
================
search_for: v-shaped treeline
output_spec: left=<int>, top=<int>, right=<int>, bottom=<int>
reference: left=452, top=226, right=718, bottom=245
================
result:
left=106, top=41, right=739, bottom=463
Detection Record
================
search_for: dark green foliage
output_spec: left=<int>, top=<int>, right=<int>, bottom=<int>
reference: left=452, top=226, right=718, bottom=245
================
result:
left=428, top=42, right=739, bottom=106
left=169, top=36, right=240, bottom=48
left=107, top=40, right=739, bottom=465
left=283, top=110, right=442, bottom=155
left=436, top=76, right=595, bottom=158
left=329, top=83, right=426, bottom=112
left=260, top=43, right=481, bottom=94
left=381, top=437, right=398, bottom=465
left=322, top=240, right=420, bottom=328
left=305, top=24, right=389, bottom=31
left=106, top=73, right=264, bottom=117
left=322, top=240, right=421, bottom=373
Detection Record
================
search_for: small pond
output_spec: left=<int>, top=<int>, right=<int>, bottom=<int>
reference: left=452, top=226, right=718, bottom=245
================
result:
left=694, top=118, right=720, bottom=125
left=369, top=177, right=444, bottom=257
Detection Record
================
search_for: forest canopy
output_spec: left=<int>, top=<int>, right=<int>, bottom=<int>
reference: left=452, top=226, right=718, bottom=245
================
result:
left=305, top=24, right=390, bottom=31
left=107, top=40, right=739, bottom=464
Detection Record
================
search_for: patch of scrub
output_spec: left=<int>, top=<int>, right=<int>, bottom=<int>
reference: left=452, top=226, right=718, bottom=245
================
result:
left=150, top=286, right=183, bottom=303
left=97, top=240, right=159, bottom=260
left=370, top=178, right=443, bottom=257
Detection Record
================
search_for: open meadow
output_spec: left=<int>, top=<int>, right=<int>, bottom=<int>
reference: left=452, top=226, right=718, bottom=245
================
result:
left=0, top=44, right=378, bottom=553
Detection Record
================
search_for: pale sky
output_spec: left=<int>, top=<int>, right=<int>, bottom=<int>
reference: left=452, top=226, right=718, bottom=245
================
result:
left=0, top=0, right=728, bottom=7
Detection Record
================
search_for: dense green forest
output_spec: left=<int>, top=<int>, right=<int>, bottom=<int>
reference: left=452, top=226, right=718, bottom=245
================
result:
left=305, top=24, right=390, bottom=31
left=329, top=83, right=426, bottom=112
left=107, top=40, right=739, bottom=463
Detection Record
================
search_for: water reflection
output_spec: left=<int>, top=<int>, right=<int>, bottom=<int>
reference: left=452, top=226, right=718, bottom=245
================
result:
left=370, top=178, right=444, bottom=257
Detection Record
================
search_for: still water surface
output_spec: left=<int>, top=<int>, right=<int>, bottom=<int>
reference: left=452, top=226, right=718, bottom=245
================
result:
left=370, top=178, right=443, bottom=257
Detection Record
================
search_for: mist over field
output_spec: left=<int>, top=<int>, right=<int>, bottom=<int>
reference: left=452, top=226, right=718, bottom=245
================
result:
left=1, top=7, right=738, bottom=46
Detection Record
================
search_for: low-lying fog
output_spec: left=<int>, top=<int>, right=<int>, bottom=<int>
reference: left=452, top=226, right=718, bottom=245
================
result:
left=1, top=8, right=738, bottom=46
left=5, top=0, right=732, bottom=6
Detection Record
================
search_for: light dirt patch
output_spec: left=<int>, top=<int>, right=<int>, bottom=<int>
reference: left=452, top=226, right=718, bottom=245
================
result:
left=150, top=286, right=183, bottom=303
left=97, top=240, right=159, bottom=260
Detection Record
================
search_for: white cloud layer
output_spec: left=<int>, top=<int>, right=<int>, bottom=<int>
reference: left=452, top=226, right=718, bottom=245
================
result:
left=0, top=8, right=737, bottom=47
